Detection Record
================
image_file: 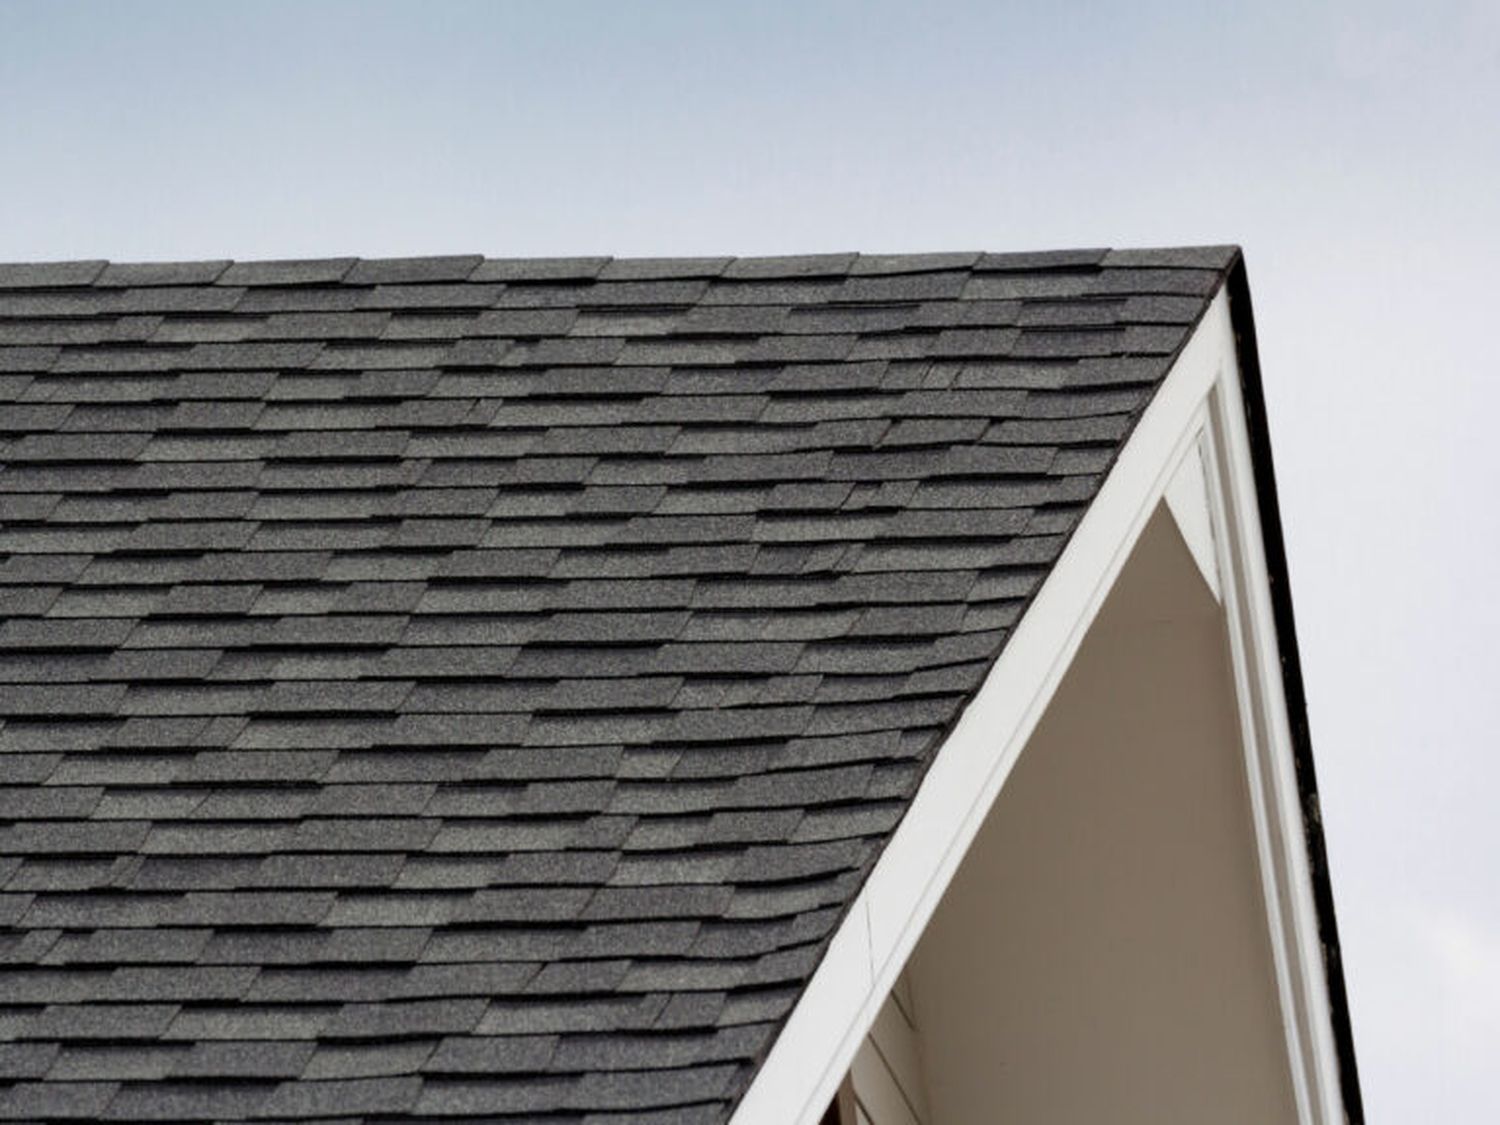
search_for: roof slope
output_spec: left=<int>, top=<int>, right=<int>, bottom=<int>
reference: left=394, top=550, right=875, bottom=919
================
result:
left=0, top=247, right=1235, bottom=1123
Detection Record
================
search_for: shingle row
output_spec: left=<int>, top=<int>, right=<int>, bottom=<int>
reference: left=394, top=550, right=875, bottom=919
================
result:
left=0, top=249, right=1232, bottom=1122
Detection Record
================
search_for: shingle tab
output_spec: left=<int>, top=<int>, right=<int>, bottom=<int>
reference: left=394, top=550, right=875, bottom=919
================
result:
left=471, top=256, right=611, bottom=282
left=217, top=257, right=356, bottom=285
left=0, top=260, right=107, bottom=288
left=720, top=253, right=857, bottom=279
left=96, top=260, right=232, bottom=287
left=342, top=255, right=483, bottom=284
left=0, top=246, right=1225, bottom=1123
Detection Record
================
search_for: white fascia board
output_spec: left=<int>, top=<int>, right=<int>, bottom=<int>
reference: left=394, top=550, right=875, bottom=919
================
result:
left=1202, top=356, right=1346, bottom=1123
left=730, top=288, right=1346, bottom=1125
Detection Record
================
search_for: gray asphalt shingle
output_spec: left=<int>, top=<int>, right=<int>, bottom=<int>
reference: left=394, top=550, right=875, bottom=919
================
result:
left=0, top=247, right=1229, bottom=1123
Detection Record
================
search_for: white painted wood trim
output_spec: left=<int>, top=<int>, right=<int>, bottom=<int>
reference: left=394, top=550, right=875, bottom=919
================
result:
left=732, top=293, right=1225, bottom=1125
left=1164, top=434, right=1222, bottom=600
left=851, top=1039, right=921, bottom=1125
left=1202, top=362, right=1346, bottom=1124
left=729, top=289, right=1345, bottom=1125
left=862, top=993, right=931, bottom=1124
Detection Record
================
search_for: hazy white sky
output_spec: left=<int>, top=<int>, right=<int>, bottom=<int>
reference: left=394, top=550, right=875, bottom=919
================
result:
left=2, top=1, right=1497, bottom=1118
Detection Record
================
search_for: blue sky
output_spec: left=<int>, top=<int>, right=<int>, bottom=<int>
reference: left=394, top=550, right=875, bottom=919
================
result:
left=3, top=1, right=1498, bottom=1118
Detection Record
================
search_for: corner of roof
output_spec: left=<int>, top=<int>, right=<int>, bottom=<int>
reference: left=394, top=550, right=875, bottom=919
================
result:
left=1101, top=245, right=1242, bottom=270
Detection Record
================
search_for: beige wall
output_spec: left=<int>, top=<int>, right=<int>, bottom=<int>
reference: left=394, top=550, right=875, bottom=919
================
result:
left=901, top=505, right=1299, bottom=1124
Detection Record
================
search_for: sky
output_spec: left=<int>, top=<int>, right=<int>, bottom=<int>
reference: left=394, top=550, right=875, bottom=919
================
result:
left=2, top=0, right=1497, bottom=1117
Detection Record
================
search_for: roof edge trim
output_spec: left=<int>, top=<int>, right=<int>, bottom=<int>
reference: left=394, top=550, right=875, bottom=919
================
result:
left=1222, top=258, right=1364, bottom=1121
left=733, top=273, right=1366, bottom=1124
left=731, top=289, right=1249, bottom=1125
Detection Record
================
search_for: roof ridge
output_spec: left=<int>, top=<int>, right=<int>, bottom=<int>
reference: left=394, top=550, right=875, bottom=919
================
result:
left=0, top=245, right=1242, bottom=290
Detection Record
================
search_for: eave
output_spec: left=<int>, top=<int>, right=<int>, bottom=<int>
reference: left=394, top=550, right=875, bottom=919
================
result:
left=731, top=262, right=1363, bottom=1125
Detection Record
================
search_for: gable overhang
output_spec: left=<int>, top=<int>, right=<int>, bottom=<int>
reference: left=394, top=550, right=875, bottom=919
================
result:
left=730, top=262, right=1363, bottom=1124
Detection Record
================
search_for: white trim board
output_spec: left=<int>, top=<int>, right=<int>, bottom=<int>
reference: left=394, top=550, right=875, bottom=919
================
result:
left=1203, top=370, right=1345, bottom=1123
left=729, top=289, right=1346, bottom=1125
left=1164, top=433, right=1222, bottom=601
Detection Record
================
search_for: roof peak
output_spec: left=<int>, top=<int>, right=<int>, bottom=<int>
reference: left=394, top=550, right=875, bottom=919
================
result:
left=0, top=246, right=1241, bottom=290
left=0, top=244, right=1235, bottom=1122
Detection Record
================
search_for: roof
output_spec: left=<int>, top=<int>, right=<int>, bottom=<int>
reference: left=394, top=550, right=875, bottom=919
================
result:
left=0, top=247, right=1239, bottom=1123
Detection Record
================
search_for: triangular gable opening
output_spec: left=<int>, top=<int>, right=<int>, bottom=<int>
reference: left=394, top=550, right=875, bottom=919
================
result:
left=828, top=503, right=1300, bottom=1124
